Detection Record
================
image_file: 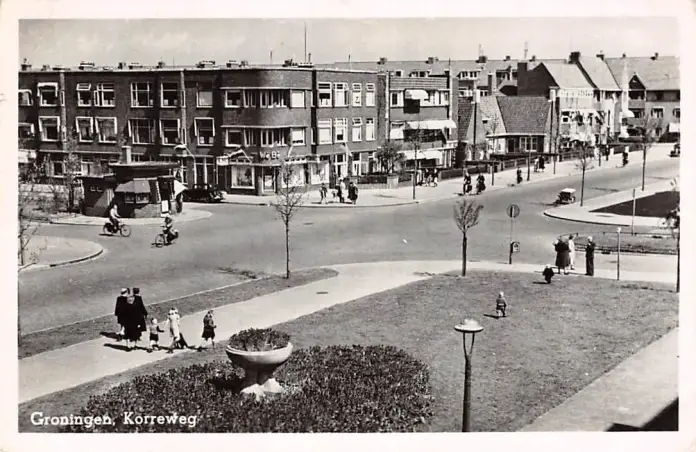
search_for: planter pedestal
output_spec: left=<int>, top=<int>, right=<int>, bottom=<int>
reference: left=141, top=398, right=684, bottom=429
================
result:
left=226, top=343, right=294, bottom=400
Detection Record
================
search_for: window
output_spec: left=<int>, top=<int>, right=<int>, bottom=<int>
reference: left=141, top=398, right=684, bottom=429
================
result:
left=560, top=111, right=571, bottom=123
left=261, top=129, right=287, bottom=147
left=161, top=82, right=179, bottom=107
left=352, top=117, right=362, bottom=142
left=365, top=118, right=375, bottom=141
left=291, top=90, right=305, bottom=108
left=53, top=161, right=64, bottom=176
left=75, top=117, right=94, bottom=142
left=225, top=129, right=243, bottom=147
left=225, top=90, right=242, bottom=108
left=76, top=83, right=92, bottom=107
left=260, top=90, right=286, bottom=108
left=651, top=107, right=664, bottom=119
left=334, top=118, right=347, bottom=143
left=94, top=83, right=115, bottom=107
left=673, top=108, right=680, bottom=119
left=38, top=117, right=60, bottom=141
left=194, top=118, right=215, bottom=146
left=96, top=117, right=117, bottom=143
left=291, top=128, right=306, bottom=146
left=629, top=108, right=644, bottom=119
left=130, top=82, right=153, bottom=107
left=197, top=82, right=214, bottom=107
left=38, top=83, right=58, bottom=106
left=160, top=119, right=181, bottom=145
left=18, top=89, right=33, bottom=106
left=441, top=91, right=449, bottom=105
left=230, top=165, right=254, bottom=188
left=18, top=123, right=35, bottom=139
left=421, top=90, right=437, bottom=106
left=318, top=119, right=332, bottom=144
left=655, top=127, right=663, bottom=136
left=519, top=136, right=539, bottom=151
left=318, top=82, right=332, bottom=107
left=352, top=83, right=362, bottom=106
left=365, top=83, right=375, bottom=106
left=129, top=118, right=155, bottom=144
left=244, top=129, right=258, bottom=147
left=244, top=90, right=258, bottom=107
left=333, top=83, right=348, bottom=107
left=654, top=91, right=664, bottom=101
left=390, top=91, right=404, bottom=107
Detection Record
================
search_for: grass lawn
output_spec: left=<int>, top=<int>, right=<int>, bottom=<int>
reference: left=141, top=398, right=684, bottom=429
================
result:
left=18, top=270, right=677, bottom=433
left=18, top=268, right=337, bottom=359
left=571, top=231, right=677, bottom=255
left=592, top=191, right=679, bottom=218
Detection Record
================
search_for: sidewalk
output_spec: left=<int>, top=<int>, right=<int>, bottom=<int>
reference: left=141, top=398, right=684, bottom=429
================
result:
left=18, top=236, right=104, bottom=272
left=49, top=205, right=212, bottom=226
left=18, top=259, right=675, bottom=404
left=222, top=149, right=661, bottom=208
left=544, top=177, right=677, bottom=228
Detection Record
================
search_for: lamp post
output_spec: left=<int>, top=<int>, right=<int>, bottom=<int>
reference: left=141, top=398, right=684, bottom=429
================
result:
left=526, top=134, right=531, bottom=181
left=616, top=227, right=622, bottom=281
left=549, top=88, right=557, bottom=175
left=454, top=319, right=484, bottom=432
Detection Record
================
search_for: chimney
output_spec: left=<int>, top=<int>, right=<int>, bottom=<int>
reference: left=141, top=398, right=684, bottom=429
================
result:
left=476, top=55, right=488, bottom=64
left=505, top=55, right=511, bottom=61
left=569, top=51, right=581, bottom=63
left=41, top=64, right=51, bottom=71
left=239, top=60, right=249, bottom=67
left=487, top=72, right=495, bottom=95
left=79, top=61, right=95, bottom=70
left=128, top=62, right=142, bottom=69
left=622, top=53, right=627, bottom=58
left=20, top=58, right=32, bottom=71
left=530, top=55, right=537, bottom=62
left=651, top=52, right=659, bottom=60
left=118, top=62, right=127, bottom=69
left=378, top=57, right=388, bottom=65
left=120, top=146, right=132, bottom=164
left=226, top=60, right=238, bottom=68
left=426, top=56, right=439, bottom=65
left=157, top=60, right=166, bottom=68
left=308, top=52, right=312, bottom=63
left=596, top=51, right=605, bottom=61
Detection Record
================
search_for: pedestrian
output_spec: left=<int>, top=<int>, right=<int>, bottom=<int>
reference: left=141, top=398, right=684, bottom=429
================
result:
left=426, top=171, right=433, bottom=187
left=538, top=155, right=546, bottom=172
left=432, top=169, right=439, bottom=187
left=147, top=318, right=165, bottom=352
left=198, top=310, right=217, bottom=351
left=348, top=181, right=359, bottom=204
left=585, top=236, right=596, bottom=276
left=476, top=174, right=486, bottom=194
left=166, top=307, right=181, bottom=354
left=131, top=287, right=148, bottom=334
left=554, top=239, right=570, bottom=275
left=534, top=158, right=539, bottom=173
left=495, top=292, right=507, bottom=318
left=114, top=288, right=129, bottom=341
left=319, top=183, right=328, bottom=204
left=338, top=178, right=347, bottom=203
left=516, top=168, right=523, bottom=184
left=568, top=235, right=576, bottom=270
left=119, top=292, right=145, bottom=351
left=542, top=265, right=555, bottom=283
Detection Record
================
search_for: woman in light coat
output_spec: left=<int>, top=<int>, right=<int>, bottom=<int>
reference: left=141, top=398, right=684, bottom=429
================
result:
left=568, top=235, right=576, bottom=270
left=166, top=307, right=181, bottom=353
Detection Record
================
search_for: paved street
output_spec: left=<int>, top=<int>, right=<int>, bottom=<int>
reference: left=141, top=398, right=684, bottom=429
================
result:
left=19, top=157, right=679, bottom=333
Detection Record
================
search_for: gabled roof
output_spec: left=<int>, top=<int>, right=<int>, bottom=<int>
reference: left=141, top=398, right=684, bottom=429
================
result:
left=479, top=96, right=506, bottom=134
left=542, top=62, right=594, bottom=89
left=495, top=96, right=551, bottom=135
left=605, top=56, right=680, bottom=91
left=457, top=101, right=487, bottom=143
left=577, top=57, right=620, bottom=91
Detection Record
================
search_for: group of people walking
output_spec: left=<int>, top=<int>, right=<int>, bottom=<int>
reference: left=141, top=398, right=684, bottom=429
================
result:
left=552, top=234, right=596, bottom=276
left=114, top=288, right=217, bottom=353
left=320, top=178, right=359, bottom=205
left=462, top=171, right=486, bottom=195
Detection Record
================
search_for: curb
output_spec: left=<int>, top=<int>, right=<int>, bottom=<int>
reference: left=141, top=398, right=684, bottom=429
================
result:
left=48, top=210, right=213, bottom=226
left=47, top=246, right=104, bottom=268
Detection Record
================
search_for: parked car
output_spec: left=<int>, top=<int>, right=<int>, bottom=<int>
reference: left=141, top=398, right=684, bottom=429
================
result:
left=182, top=184, right=224, bottom=203
left=670, top=143, right=680, bottom=158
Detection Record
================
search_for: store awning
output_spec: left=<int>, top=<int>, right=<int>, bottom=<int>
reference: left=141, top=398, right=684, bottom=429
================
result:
left=173, top=180, right=188, bottom=196
left=404, top=89, right=428, bottom=101
left=400, top=149, right=443, bottom=161
left=622, top=109, right=635, bottom=118
left=115, top=179, right=151, bottom=194
left=405, top=119, right=457, bottom=130
left=668, top=123, right=680, bottom=133
left=389, top=127, right=405, bottom=140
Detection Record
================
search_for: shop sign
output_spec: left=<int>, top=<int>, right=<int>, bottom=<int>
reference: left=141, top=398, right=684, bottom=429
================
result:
left=558, top=88, right=594, bottom=99
left=260, top=151, right=280, bottom=160
left=216, top=156, right=229, bottom=166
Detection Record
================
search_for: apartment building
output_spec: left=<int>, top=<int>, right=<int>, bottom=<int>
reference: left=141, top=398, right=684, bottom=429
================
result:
left=18, top=60, right=381, bottom=195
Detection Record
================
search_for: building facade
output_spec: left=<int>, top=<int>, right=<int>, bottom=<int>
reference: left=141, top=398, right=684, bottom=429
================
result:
left=18, top=60, right=382, bottom=195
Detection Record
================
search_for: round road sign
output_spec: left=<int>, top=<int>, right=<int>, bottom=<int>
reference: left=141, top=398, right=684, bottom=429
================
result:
left=511, top=241, right=521, bottom=253
left=507, top=204, right=520, bottom=218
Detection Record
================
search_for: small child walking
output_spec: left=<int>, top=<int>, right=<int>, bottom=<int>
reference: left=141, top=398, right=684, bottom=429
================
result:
left=495, top=292, right=507, bottom=318
left=147, top=318, right=165, bottom=352
left=542, top=265, right=555, bottom=284
left=198, top=310, right=217, bottom=351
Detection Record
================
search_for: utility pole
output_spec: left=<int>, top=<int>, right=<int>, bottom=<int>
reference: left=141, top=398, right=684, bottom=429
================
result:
left=304, top=22, right=307, bottom=62
left=472, top=86, right=479, bottom=162
left=526, top=134, right=531, bottom=181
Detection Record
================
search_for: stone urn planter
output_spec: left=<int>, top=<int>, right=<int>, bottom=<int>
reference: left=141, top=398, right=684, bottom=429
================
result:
left=386, top=174, right=400, bottom=189
left=225, top=341, right=294, bottom=400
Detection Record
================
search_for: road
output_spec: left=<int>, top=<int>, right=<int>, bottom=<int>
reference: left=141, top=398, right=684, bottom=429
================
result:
left=19, top=158, right=679, bottom=333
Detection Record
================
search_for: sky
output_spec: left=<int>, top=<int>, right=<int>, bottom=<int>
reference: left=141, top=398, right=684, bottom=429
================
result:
left=18, top=17, right=680, bottom=67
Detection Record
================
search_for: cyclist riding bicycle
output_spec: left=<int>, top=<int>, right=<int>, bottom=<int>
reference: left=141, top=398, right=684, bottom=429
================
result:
left=162, top=214, right=178, bottom=244
left=109, top=204, right=121, bottom=231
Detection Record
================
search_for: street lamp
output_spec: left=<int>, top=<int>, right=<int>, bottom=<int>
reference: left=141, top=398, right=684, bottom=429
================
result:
left=454, top=318, right=484, bottom=432
left=616, top=227, right=622, bottom=281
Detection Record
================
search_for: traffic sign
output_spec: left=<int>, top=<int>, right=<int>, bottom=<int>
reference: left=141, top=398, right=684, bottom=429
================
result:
left=507, top=204, right=520, bottom=218
left=511, top=241, right=520, bottom=253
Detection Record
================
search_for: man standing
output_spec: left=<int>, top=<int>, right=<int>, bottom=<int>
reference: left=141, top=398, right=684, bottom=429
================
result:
left=114, top=288, right=129, bottom=341
left=585, top=236, right=596, bottom=276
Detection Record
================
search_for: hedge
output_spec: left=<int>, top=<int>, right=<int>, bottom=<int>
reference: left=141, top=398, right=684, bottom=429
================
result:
left=62, top=345, right=432, bottom=433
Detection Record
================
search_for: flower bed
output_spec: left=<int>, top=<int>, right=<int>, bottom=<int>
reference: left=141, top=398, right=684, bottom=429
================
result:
left=62, top=345, right=432, bottom=433
left=228, top=328, right=290, bottom=352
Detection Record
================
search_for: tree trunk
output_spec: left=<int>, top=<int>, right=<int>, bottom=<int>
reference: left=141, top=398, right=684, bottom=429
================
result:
left=284, top=222, right=290, bottom=279
left=461, top=233, right=468, bottom=277
left=580, top=165, right=586, bottom=207
left=676, top=232, right=680, bottom=293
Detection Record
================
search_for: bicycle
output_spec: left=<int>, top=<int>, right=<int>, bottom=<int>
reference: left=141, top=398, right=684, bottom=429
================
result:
left=154, top=229, right=179, bottom=247
left=103, top=221, right=131, bottom=237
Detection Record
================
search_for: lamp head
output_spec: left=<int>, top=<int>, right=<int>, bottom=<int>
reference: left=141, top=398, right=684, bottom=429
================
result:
left=617, top=227, right=622, bottom=233
left=455, top=319, right=484, bottom=334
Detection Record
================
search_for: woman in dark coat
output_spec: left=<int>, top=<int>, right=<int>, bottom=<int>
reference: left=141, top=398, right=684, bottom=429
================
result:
left=585, top=236, right=596, bottom=276
left=114, top=288, right=129, bottom=341
left=119, top=294, right=148, bottom=351
left=554, top=239, right=571, bottom=275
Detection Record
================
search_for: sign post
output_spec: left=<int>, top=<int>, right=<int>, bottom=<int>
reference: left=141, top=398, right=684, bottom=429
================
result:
left=507, top=204, right=520, bottom=264
left=631, top=188, right=637, bottom=236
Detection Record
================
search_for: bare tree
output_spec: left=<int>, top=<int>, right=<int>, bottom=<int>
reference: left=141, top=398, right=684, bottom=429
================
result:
left=274, top=152, right=307, bottom=279
left=663, top=178, right=680, bottom=293
left=639, top=116, right=662, bottom=191
left=375, top=140, right=404, bottom=174
left=574, top=143, right=594, bottom=207
left=18, top=178, right=44, bottom=267
left=453, top=199, right=484, bottom=277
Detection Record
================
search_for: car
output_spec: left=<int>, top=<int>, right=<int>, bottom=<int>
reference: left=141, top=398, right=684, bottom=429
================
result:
left=182, top=184, right=224, bottom=203
left=670, top=143, right=680, bottom=158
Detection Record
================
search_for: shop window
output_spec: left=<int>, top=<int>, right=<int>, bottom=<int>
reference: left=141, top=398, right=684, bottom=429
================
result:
left=230, top=165, right=254, bottom=188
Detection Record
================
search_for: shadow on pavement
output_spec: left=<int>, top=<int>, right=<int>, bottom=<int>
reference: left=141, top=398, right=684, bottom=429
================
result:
left=607, top=398, right=678, bottom=431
